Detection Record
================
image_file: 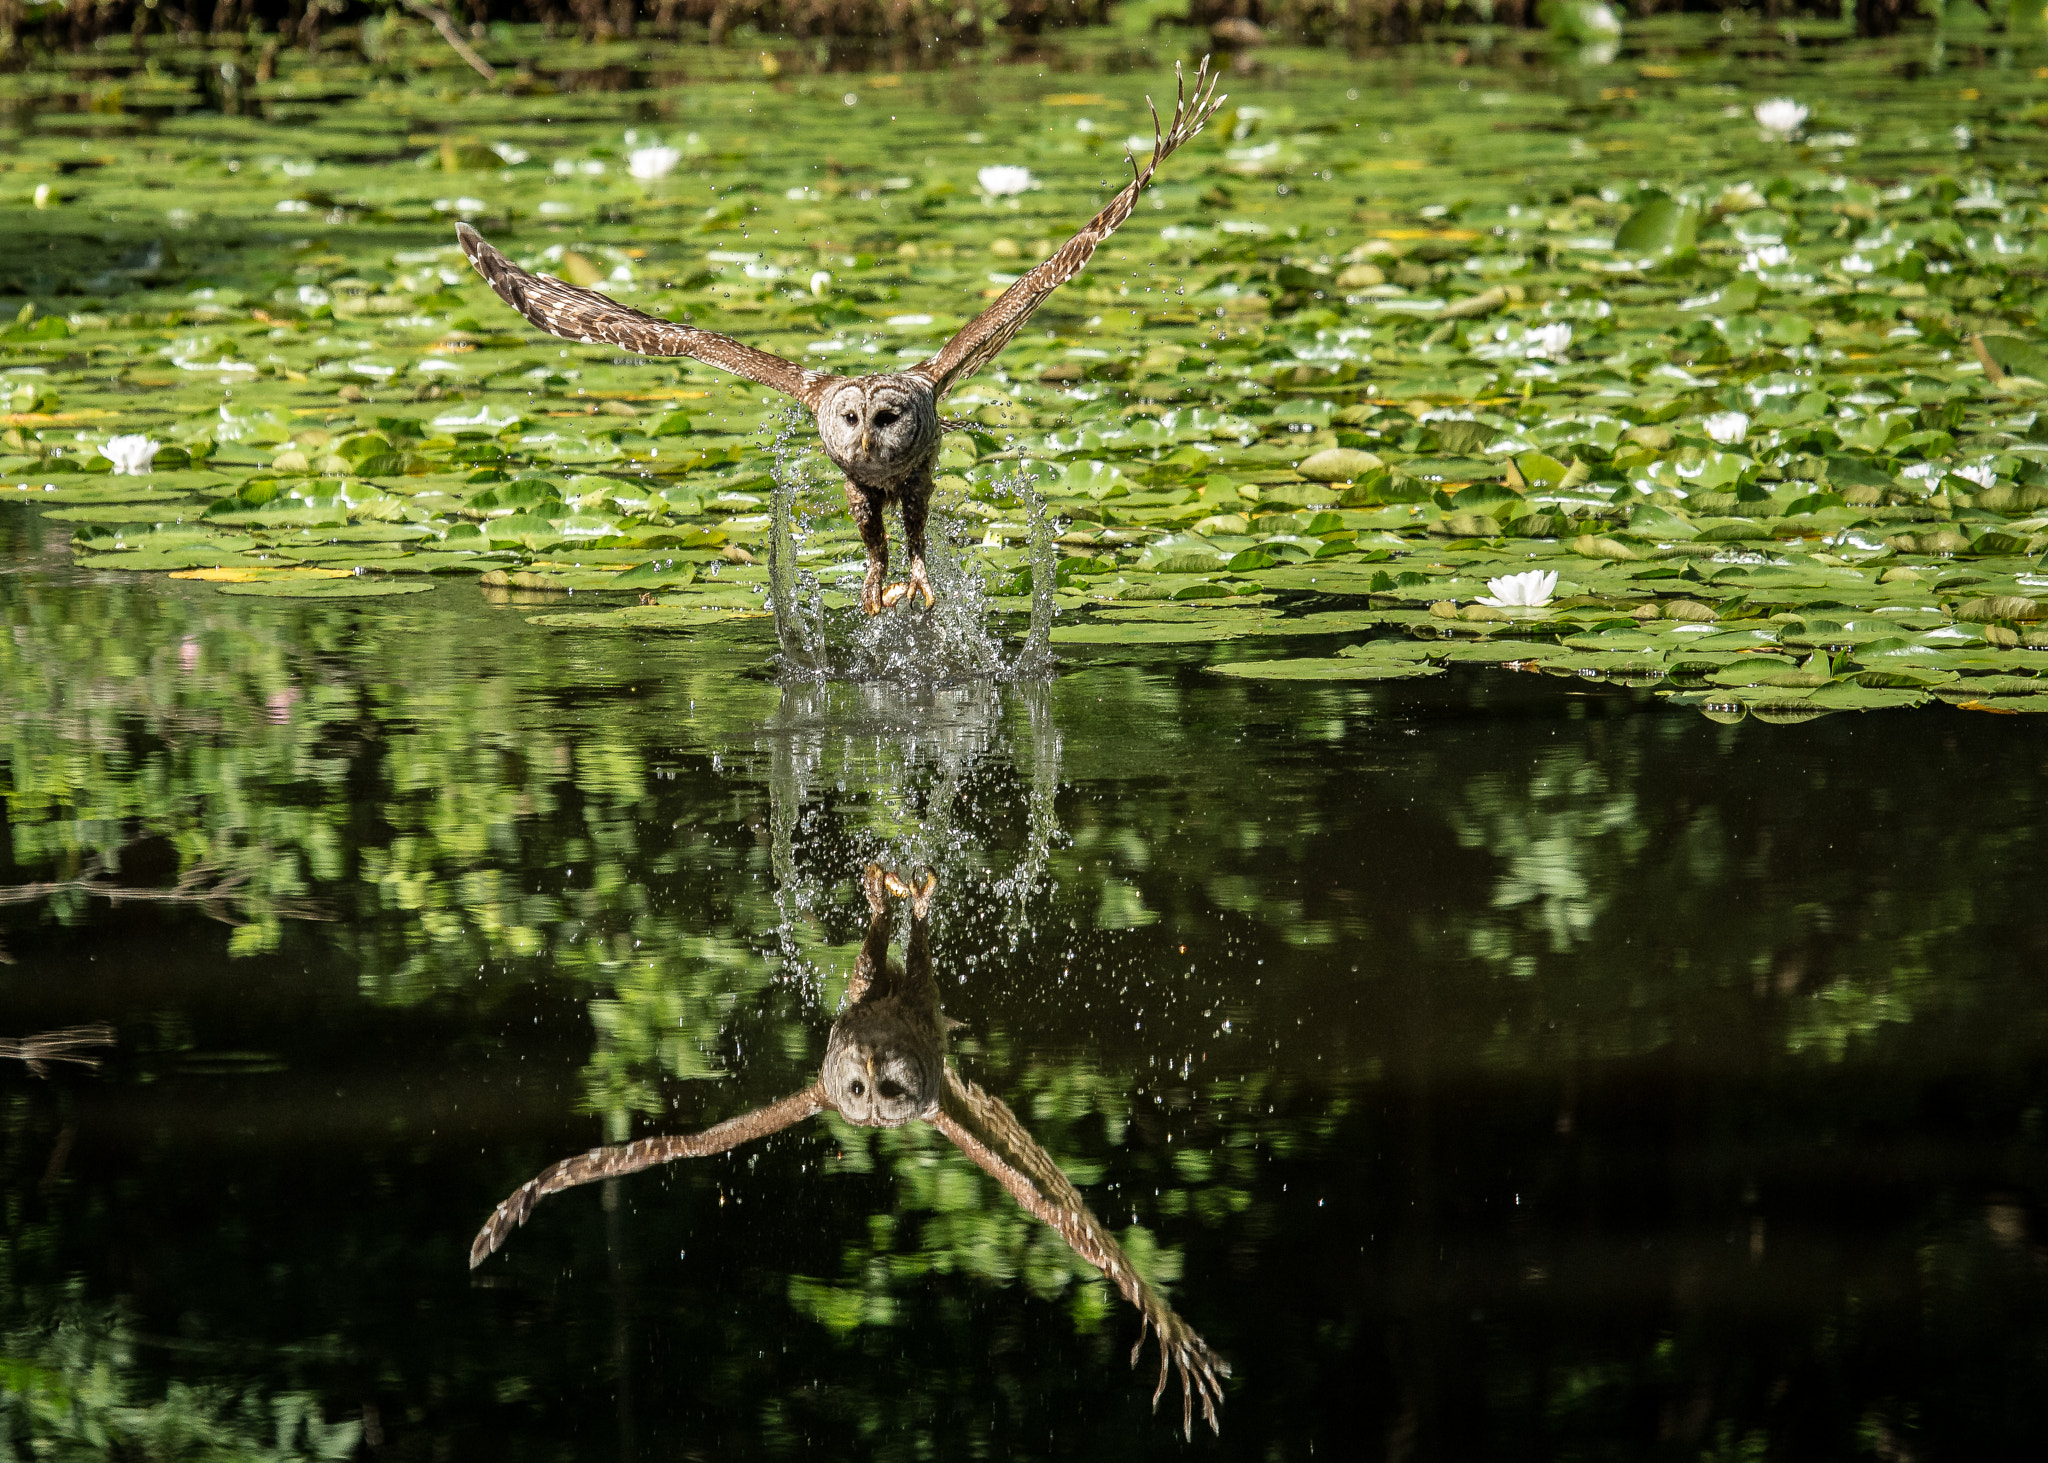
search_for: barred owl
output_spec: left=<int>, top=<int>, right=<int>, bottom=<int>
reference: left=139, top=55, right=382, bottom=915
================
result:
left=470, top=865, right=1228, bottom=1437
left=455, top=60, right=1224, bottom=617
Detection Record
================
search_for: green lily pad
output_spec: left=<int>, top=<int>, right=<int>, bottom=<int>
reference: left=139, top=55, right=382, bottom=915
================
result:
left=216, top=577, right=440, bottom=599
left=526, top=604, right=760, bottom=629
left=1053, top=619, right=1250, bottom=645
left=1210, top=656, right=1445, bottom=681
left=1296, top=449, right=1385, bottom=483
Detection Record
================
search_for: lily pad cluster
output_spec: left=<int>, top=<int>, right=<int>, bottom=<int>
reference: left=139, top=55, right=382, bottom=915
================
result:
left=7, top=27, right=2048, bottom=714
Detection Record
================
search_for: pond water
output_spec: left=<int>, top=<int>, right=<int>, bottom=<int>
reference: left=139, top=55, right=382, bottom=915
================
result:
left=5, top=17, right=2048, bottom=1461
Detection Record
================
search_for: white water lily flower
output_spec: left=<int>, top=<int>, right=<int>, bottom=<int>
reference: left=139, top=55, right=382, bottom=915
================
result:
left=978, top=165, right=1036, bottom=197
left=1523, top=323, right=1573, bottom=360
left=1754, top=98, right=1808, bottom=140
left=809, top=270, right=832, bottom=296
left=1478, top=569, right=1558, bottom=608
left=1702, top=411, right=1750, bottom=445
left=628, top=146, right=681, bottom=182
left=102, top=435, right=161, bottom=475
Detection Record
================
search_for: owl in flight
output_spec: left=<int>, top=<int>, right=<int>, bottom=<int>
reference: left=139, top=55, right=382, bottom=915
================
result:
left=470, top=864, right=1229, bottom=1438
left=455, top=59, right=1224, bottom=616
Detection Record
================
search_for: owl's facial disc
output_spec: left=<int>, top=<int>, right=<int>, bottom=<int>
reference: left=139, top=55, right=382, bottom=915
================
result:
left=818, top=376, right=933, bottom=481
left=822, top=1038, right=935, bottom=1127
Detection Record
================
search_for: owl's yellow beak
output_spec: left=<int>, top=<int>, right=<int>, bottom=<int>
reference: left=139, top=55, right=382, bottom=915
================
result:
left=864, top=1055, right=876, bottom=1081
left=858, top=430, right=869, bottom=455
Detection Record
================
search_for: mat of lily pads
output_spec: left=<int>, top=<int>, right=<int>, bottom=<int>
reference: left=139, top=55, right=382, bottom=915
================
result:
left=10, top=17, right=2048, bottom=719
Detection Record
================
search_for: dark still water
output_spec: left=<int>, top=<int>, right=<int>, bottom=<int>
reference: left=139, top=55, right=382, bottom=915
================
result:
left=3, top=505, right=2045, bottom=1461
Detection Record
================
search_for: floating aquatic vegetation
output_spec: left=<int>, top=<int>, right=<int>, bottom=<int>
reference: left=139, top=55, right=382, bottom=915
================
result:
left=976, top=165, right=1037, bottom=198
left=1754, top=98, right=1811, bottom=141
left=101, top=435, right=161, bottom=475
left=8, top=31, right=2048, bottom=716
left=1478, top=570, right=1557, bottom=609
left=627, top=145, right=683, bottom=182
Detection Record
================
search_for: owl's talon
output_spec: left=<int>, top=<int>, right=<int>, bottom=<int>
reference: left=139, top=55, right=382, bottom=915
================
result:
left=880, top=581, right=914, bottom=609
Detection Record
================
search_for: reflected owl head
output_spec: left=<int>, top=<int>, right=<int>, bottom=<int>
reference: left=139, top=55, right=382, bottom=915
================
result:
left=816, top=375, right=940, bottom=484
left=822, top=1003, right=943, bottom=1127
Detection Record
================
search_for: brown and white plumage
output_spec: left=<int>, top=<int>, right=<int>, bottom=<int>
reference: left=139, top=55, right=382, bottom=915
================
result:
left=469, top=866, right=1229, bottom=1437
left=452, top=226, right=838, bottom=408
left=453, top=58, right=1225, bottom=617
left=0, top=1023, right=116, bottom=1079
left=910, top=58, right=1226, bottom=399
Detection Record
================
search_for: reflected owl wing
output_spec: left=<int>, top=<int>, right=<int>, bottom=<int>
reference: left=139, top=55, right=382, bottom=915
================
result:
left=0, top=1023, right=116, bottom=1078
left=909, top=57, right=1225, bottom=401
left=933, top=1068, right=1228, bottom=1438
left=470, top=1083, right=826, bottom=1268
left=455, top=224, right=836, bottom=408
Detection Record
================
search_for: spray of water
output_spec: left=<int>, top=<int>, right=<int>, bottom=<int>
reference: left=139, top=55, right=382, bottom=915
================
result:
left=753, top=679, right=1064, bottom=1004
left=765, top=407, right=1058, bottom=686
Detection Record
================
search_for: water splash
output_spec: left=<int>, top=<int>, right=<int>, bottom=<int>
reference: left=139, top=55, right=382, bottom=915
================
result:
left=754, top=678, right=1064, bottom=1002
left=765, top=407, right=1057, bottom=685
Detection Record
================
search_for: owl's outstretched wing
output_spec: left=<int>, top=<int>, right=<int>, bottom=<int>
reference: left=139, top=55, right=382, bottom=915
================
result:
left=911, top=57, right=1225, bottom=401
left=455, top=224, right=836, bottom=408
left=470, top=1083, right=826, bottom=1267
left=933, top=1069, right=1228, bottom=1438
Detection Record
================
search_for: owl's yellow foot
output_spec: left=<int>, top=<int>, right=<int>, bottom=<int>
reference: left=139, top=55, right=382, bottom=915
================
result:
left=880, top=581, right=914, bottom=609
left=861, top=863, right=906, bottom=913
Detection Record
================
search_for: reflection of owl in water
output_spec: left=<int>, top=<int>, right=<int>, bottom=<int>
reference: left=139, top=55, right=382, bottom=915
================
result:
left=471, top=865, right=1228, bottom=1436
left=454, top=62, right=1223, bottom=619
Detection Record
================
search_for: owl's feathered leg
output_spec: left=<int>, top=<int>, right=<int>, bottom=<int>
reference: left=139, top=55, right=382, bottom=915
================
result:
left=849, top=863, right=913, bottom=1004
left=882, top=468, right=936, bottom=611
left=843, top=478, right=891, bottom=615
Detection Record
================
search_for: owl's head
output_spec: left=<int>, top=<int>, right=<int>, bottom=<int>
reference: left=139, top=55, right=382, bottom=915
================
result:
left=821, top=998, right=943, bottom=1127
left=816, top=375, right=939, bottom=484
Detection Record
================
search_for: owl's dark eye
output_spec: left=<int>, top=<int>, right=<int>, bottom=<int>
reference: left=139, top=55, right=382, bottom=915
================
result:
left=849, top=1079, right=865, bottom=1097
left=878, top=1080, right=904, bottom=1100
left=843, top=411, right=859, bottom=426
left=875, top=409, right=898, bottom=427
